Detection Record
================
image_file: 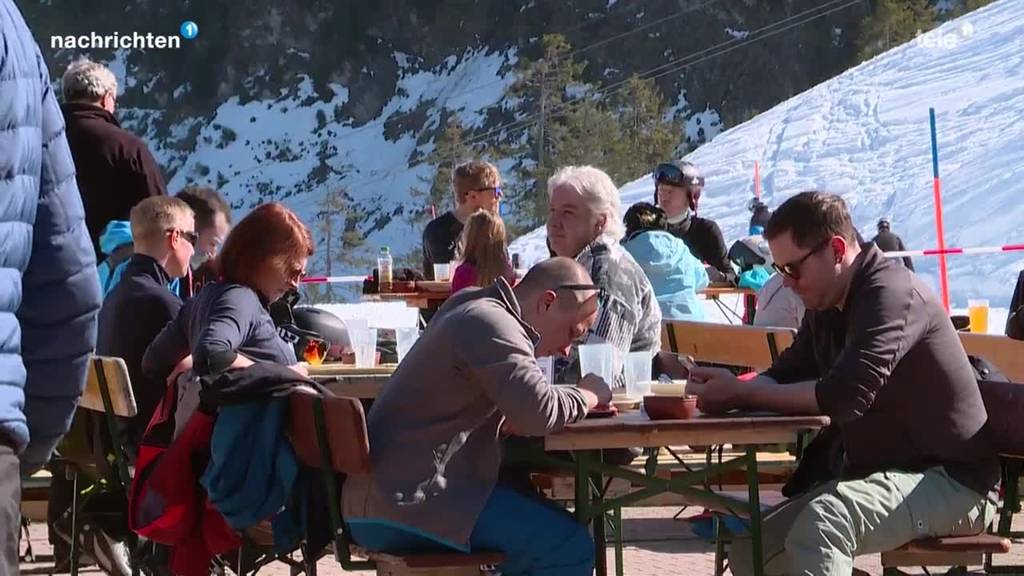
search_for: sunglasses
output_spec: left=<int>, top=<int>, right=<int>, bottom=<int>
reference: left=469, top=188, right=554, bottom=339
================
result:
left=772, top=237, right=832, bottom=281
left=556, top=283, right=604, bottom=298
left=653, top=163, right=705, bottom=188
left=473, top=185, right=503, bottom=199
left=167, top=228, right=198, bottom=246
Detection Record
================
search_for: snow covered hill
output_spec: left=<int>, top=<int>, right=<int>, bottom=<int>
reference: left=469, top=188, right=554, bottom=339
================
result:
left=511, top=0, right=1024, bottom=308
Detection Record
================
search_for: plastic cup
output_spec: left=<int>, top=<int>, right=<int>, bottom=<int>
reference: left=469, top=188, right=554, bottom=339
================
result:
left=578, top=343, right=617, bottom=386
left=395, top=327, right=420, bottom=363
left=968, top=299, right=989, bottom=334
left=351, top=328, right=378, bottom=368
left=537, top=356, right=554, bottom=385
left=624, top=351, right=653, bottom=399
left=433, top=263, right=452, bottom=281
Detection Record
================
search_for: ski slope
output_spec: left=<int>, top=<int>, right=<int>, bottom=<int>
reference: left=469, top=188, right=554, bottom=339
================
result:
left=511, top=0, right=1024, bottom=310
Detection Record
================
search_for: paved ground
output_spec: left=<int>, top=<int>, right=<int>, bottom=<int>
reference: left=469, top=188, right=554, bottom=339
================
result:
left=20, top=506, right=1023, bottom=575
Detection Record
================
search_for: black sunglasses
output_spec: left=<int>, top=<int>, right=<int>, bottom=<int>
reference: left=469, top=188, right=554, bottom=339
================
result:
left=472, top=185, right=503, bottom=199
left=653, top=163, right=705, bottom=188
left=168, top=228, right=198, bottom=246
left=772, top=238, right=831, bottom=281
left=555, top=283, right=606, bottom=303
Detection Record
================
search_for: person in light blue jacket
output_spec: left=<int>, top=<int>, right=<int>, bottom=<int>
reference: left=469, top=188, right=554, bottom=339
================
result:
left=1, top=0, right=103, bottom=568
left=97, top=220, right=134, bottom=296
left=623, top=202, right=708, bottom=321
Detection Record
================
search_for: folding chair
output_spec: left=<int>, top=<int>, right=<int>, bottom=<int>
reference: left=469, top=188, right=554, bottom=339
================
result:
left=62, top=356, right=140, bottom=575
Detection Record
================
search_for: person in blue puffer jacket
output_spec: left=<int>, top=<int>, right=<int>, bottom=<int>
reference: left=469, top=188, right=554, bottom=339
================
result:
left=0, top=1, right=103, bottom=568
left=623, top=202, right=708, bottom=321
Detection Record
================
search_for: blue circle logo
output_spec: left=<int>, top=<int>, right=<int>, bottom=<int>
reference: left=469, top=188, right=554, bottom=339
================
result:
left=180, top=21, right=198, bottom=40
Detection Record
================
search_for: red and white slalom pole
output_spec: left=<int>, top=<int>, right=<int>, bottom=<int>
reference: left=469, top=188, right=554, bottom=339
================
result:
left=884, top=244, right=1024, bottom=259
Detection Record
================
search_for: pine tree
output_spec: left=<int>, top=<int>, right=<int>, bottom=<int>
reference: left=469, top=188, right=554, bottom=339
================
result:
left=607, top=75, right=684, bottom=184
left=507, top=34, right=589, bottom=225
left=407, top=116, right=473, bottom=230
left=857, top=0, right=936, bottom=62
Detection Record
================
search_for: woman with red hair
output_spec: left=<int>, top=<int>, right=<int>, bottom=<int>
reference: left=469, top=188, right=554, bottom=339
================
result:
left=143, top=202, right=314, bottom=379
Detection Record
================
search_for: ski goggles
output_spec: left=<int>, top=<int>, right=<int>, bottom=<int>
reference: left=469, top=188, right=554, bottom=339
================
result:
left=653, top=163, right=705, bottom=188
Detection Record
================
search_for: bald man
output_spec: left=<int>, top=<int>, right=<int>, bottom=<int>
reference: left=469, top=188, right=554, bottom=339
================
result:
left=344, top=257, right=609, bottom=576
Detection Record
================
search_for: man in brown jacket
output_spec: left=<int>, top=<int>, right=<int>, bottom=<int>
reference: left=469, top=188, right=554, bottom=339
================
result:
left=343, top=257, right=610, bottom=575
left=689, top=192, right=998, bottom=576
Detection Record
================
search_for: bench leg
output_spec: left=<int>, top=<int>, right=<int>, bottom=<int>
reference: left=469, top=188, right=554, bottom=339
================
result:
left=609, top=507, right=624, bottom=576
left=713, top=514, right=727, bottom=576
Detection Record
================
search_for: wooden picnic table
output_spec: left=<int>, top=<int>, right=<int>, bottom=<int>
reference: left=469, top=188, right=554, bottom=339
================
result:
left=698, top=285, right=758, bottom=324
left=308, top=362, right=395, bottom=398
left=543, top=410, right=830, bottom=576
left=367, top=281, right=452, bottom=309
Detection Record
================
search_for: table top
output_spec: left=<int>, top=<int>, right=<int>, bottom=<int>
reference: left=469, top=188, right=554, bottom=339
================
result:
left=544, top=410, right=829, bottom=451
left=698, top=286, right=759, bottom=297
left=307, top=362, right=397, bottom=377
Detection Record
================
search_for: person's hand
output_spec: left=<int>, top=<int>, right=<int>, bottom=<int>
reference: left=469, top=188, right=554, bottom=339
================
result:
left=578, top=373, right=613, bottom=408
left=288, top=363, right=310, bottom=378
left=166, top=355, right=194, bottom=387
left=654, top=351, right=695, bottom=380
left=687, top=366, right=746, bottom=414
left=500, top=418, right=524, bottom=437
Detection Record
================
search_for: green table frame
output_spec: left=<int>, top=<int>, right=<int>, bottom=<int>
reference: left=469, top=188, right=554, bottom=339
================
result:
left=542, top=412, right=830, bottom=576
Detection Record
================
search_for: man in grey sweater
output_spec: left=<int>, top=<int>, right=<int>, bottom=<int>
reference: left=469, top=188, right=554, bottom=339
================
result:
left=343, top=257, right=611, bottom=576
left=689, top=192, right=998, bottom=576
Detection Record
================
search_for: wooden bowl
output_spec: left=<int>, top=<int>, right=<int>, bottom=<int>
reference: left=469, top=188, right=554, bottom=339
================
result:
left=644, top=395, right=698, bottom=420
left=390, top=280, right=416, bottom=293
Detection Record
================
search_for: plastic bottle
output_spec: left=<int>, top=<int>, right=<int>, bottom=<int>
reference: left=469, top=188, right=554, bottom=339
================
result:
left=378, top=246, right=393, bottom=293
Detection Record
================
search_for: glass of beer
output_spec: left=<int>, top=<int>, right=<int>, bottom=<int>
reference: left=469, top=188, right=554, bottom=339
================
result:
left=968, top=299, right=989, bottom=334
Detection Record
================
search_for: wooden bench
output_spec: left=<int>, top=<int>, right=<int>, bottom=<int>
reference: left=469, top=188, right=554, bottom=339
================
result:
left=287, top=391, right=503, bottom=575
left=880, top=534, right=1011, bottom=574
left=661, top=320, right=796, bottom=371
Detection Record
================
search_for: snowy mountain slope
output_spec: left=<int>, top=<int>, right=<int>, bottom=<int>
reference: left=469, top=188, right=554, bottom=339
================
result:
left=511, top=0, right=1024, bottom=308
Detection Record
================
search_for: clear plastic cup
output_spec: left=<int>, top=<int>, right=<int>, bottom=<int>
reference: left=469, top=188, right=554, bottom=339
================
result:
left=537, top=356, right=554, bottom=385
left=623, top=351, right=653, bottom=399
left=433, top=263, right=452, bottom=281
left=351, top=328, right=378, bottom=368
left=578, top=343, right=617, bottom=386
left=395, top=327, right=420, bottom=363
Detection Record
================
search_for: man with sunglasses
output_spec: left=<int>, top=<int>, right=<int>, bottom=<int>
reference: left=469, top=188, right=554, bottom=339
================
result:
left=47, top=197, right=196, bottom=575
left=689, top=192, right=998, bottom=576
left=653, top=160, right=737, bottom=284
left=344, top=257, right=611, bottom=576
left=422, top=160, right=503, bottom=280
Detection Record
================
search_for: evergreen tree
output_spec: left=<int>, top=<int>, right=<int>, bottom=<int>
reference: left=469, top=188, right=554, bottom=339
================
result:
left=607, top=74, right=684, bottom=184
left=507, top=34, right=589, bottom=225
left=857, top=0, right=936, bottom=62
left=407, top=116, right=473, bottom=229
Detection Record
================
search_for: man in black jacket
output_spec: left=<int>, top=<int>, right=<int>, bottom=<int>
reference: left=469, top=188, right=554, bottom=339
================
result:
left=689, top=192, right=997, bottom=576
left=97, top=197, right=195, bottom=446
left=61, top=59, right=167, bottom=257
left=422, top=160, right=502, bottom=280
left=49, top=196, right=194, bottom=575
left=871, top=217, right=915, bottom=271
left=652, top=160, right=736, bottom=284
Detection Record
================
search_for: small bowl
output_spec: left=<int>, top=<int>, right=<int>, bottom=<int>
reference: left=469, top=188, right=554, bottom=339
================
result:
left=644, top=395, right=698, bottom=420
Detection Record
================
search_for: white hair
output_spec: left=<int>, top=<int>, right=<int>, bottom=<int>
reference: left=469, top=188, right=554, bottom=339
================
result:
left=61, top=58, right=117, bottom=103
left=547, top=165, right=625, bottom=243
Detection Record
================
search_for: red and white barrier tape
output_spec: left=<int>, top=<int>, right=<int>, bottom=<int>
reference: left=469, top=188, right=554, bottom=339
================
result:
left=300, top=275, right=366, bottom=284
left=884, top=244, right=1024, bottom=258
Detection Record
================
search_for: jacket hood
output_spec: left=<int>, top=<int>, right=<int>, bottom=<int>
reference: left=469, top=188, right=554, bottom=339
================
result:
left=99, top=220, right=133, bottom=255
left=624, top=231, right=691, bottom=273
